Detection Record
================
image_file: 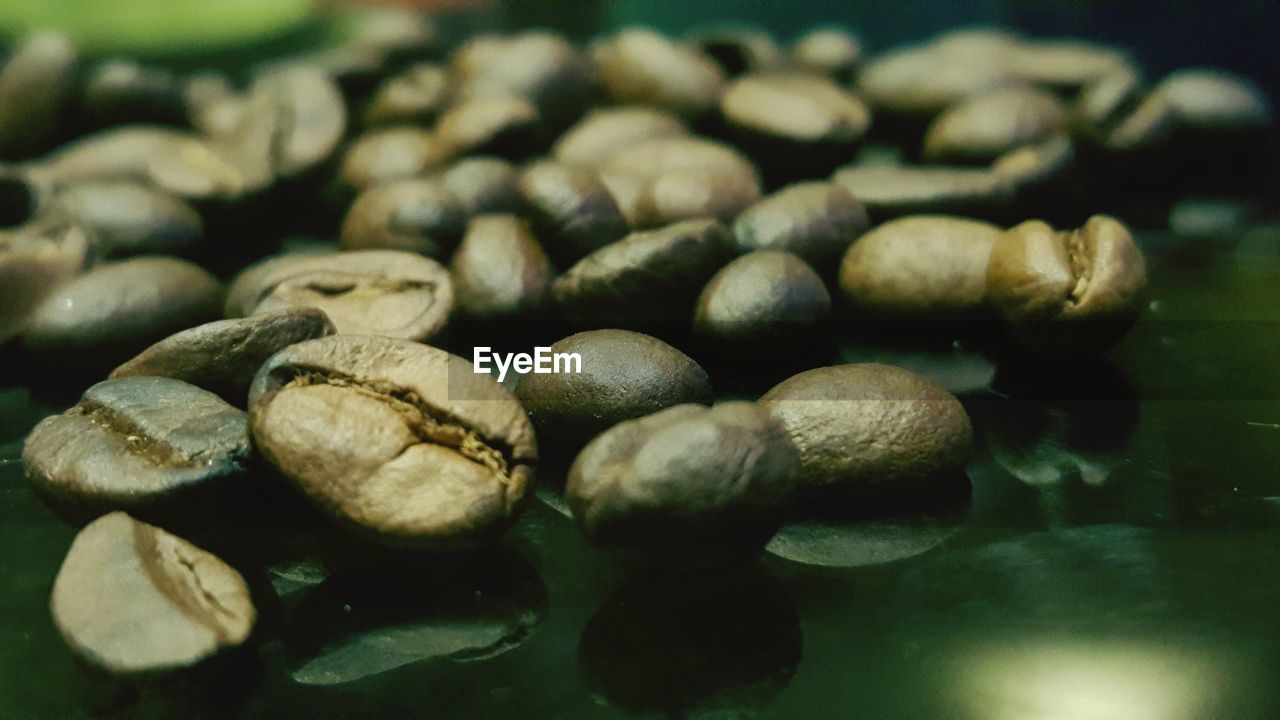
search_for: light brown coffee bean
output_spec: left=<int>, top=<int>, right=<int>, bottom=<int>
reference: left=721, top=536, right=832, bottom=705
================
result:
left=551, top=106, right=688, bottom=168
left=591, top=28, right=726, bottom=119
left=923, top=86, right=1068, bottom=164
left=1009, top=39, right=1130, bottom=93
left=1154, top=69, right=1272, bottom=130
left=791, top=27, right=862, bottom=82
left=450, top=214, right=553, bottom=320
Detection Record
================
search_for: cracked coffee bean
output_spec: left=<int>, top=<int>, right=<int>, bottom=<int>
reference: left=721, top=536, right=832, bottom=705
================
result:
left=450, top=214, right=553, bottom=321
left=50, top=181, right=203, bottom=258
left=732, top=181, right=867, bottom=275
left=591, top=28, right=725, bottom=119
left=694, top=250, right=830, bottom=347
left=567, top=402, right=799, bottom=572
left=50, top=512, right=256, bottom=674
left=248, top=334, right=537, bottom=548
left=519, top=160, right=629, bottom=266
left=339, top=178, right=467, bottom=258
left=226, top=250, right=453, bottom=342
left=23, top=377, right=252, bottom=519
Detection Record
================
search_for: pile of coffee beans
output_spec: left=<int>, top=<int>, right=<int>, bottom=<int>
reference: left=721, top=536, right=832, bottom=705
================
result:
left=2, top=7, right=1271, bottom=680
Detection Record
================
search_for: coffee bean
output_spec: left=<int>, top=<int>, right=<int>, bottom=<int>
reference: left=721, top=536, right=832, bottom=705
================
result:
left=362, top=63, right=452, bottom=127
left=50, top=512, right=255, bottom=674
left=992, top=135, right=1077, bottom=207
left=111, top=308, right=336, bottom=406
left=567, top=402, right=798, bottom=571
left=760, top=363, right=972, bottom=501
left=1154, top=69, right=1272, bottom=131
left=339, top=178, right=467, bottom=258
left=599, top=137, right=762, bottom=227
left=23, top=256, right=222, bottom=364
left=515, top=328, right=712, bottom=451
left=689, top=25, right=784, bottom=77
left=519, top=160, right=629, bottom=265
left=248, top=334, right=536, bottom=548
left=50, top=181, right=203, bottom=258
left=1073, top=67, right=1143, bottom=133
left=24, top=376, right=252, bottom=518
left=791, top=27, right=862, bottom=82
left=339, top=127, right=452, bottom=191
left=226, top=250, right=452, bottom=342
left=0, top=33, right=78, bottom=159
left=831, top=164, right=1014, bottom=220
left=439, top=156, right=523, bottom=215
left=838, top=215, right=1002, bottom=322
left=436, top=96, right=540, bottom=159
left=1010, top=39, right=1130, bottom=93
left=694, top=251, right=830, bottom=345
left=986, top=215, right=1146, bottom=353
left=922, top=86, right=1068, bottom=164
left=245, top=66, right=349, bottom=181
left=450, top=214, right=553, bottom=320
left=342, top=5, right=440, bottom=66
left=591, top=29, right=726, bottom=119
left=857, top=43, right=1015, bottom=120
left=552, top=106, right=688, bottom=168
left=552, top=218, right=734, bottom=326
left=452, top=31, right=591, bottom=128
left=184, top=72, right=239, bottom=135
left=0, top=212, right=91, bottom=343
left=77, top=59, right=185, bottom=130
left=732, top=181, right=867, bottom=274
left=28, top=126, right=208, bottom=186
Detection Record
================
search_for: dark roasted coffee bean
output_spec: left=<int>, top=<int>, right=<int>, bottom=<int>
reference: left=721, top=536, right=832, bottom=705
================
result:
left=111, top=308, right=336, bottom=406
left=552, top=218, right=733, bottom=326
left=450, top=215, right=553, bottom=321
left=567, top=402, right=798, bottom=572
left=760, top=363, right=972, bottom=501
left=0, top=212, right=91, bottom=343
left=591, top=29, right=726, bottom=119
left=338, top=127, right=452, bottom=191
left=23, top=256, right=222, bottom=363
left=50, top=512, right=255, bottom=674
left=436, top=96, right=541, bottom=159
left=831, top=164, right=1014, bottom=220
left=922, top=86, right=1067, bottom=164
left=226, top=250, right=452, bottom=342
left=519, top=161, right=629, bottom=266
left=248, top=335, right=536, bottom=548
left=694, top=250, right=830, bottom=345
left=552, top=106, right=688, bottom=168
left=689, top=25, right=784, bottom=77
left=50, top=181, right=202, bottom=258
left=24, top=377, right=252, bottom=518
left=986, top=215, right=1146, bottom=353
left=599, top=137, right=762, bottom=228
left=1154, top=69, right=1271, bottom=131
left=340, top=178, right=467, bottom=258
left=0, top=33, right=78, bottom=159
left=515, top=329, right=712, bottom=450
left=440, top=156, right=523, bottom=215
left=839, top=215, right=1001, bottom=322
left=732, top=181, right=867, bottom=274
left=453, top=31, right=591, bottom=128
left=791, top=27, right=862, bottom=82
left=362, top=63, right=452, bottom=127
left=78, top=59, right=185, bottom=129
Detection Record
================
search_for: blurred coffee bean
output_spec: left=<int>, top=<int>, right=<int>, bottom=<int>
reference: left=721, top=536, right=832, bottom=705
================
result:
left=23, top=377, right=251, bottom=519
left=992, top=135, right=1077, bottom=209
left=1155, top=69, right=1272, bottom=131
left=50, top=181, right=202, bottom=258
left=552, top=218, right=734, bottom=326
left=519, top=160, right=629, bottom=266
left=248, top=335, right=536, bottom=548
left=0, top=212, right=91, bottom=343
left=51, top=512, right=255, bottom=675
left=857, top=43, right=1015, bottom=120
left=242, top=66, right=348, bottom=181
left=694, top=251, right=830, bottom=347
left=986, top=215, right=1146, bottom=354
left=838, top=215, right=1001, bottom=323
left=342, top=5, right=440, bottom=67
left=567, top=402, right=799, bottom=572
left=436, top=96, right=541, bottom=159
left=450, top=214, right=553, bottom=321
left=339, top=127, right=451, bottom=191
left=760, top=363, right=973, bottom=501
left=552, top=106, right=688, bottom=168
left=791, top=27, right=862, bottom=82
left=831, top=164, right=1014, bottom=220
left=439, top=156, right=523, bottom=215
left=0, top=33, right=78, bottom=159
left=145, top=134, right=271, bottom=206
left=226, top=250, right=452, bottom=342
left=22, top=256, right=222, bottom=365
left=515, top=329, right=712, bottom=451
left=689, top=24, right=784, bottom=76
left=77, top=59, right=185, bottom=130
left=362, top=63, right=451, bottom=127
left=184, top=72, right=238, bottom=134
left=1010, top=39, right=1130, bottom=93
left=340, top=178, right=467, bottom=258
left=453, top=31, right=591, bottom=129
left=591, top=28, right=726, bottom=119
left=923, top=86, right=1067, bottom=164
left=30, top=126, right=207, bottom=186
left=732, top=181, right=867, bottom=274
left=599, top=137, right=761, bottom=227
left=1073, top=67, right=1143, bottom=133
left=110, top=308, right=336, bottom=406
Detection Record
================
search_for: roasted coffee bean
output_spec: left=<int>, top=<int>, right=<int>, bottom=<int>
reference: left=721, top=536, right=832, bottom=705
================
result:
left=986, top=215, right=1146, bottom=354
left=1073, top=67, right=1143, bottom=133
left=567, top=402, right=798, bottom=572
left=24, top=376, right=252, bottom=518
left=732, top=181, right=867, bottom=274
left=922, top=86, right=1068, bottom=164
left=450, top=215, right=553, bottom=321
left=111, top=308, right=336, bottom=406
left=226, top=250, right=452, bottom=342
left=552, top=218, right=734, bottom=326
left=50, top=181, right=202, bottom=258
left=519, top=161, right=629, bottom=265
left=599, top=137, right=762, bottom=227
left=362, top=63, right=452, bottom=127
left=552, top=106, right=688, bottom=168
left=694, top=250, right=830, bottom=345
left=184, top=72, right=239, bottom=135
left=0, top=32, right=78, bottom=159
left=23, top=256, right=222, bottom=363
left=338, top=127, right=452, bottom=191
left=26, top=126, right=208, bottom=186
left=452, top=31, right=591, bottom=128
left=791, top=27, right=862, bottom=82
left=831, top=164, right=1013, bottom=220
left=50, top=512, right=255, bottom=674
left=342, top=5, right=440, bottom=65
left=992, top=135, right=1077, bottom=206
left=689, top=25, right=784, bottom=77
left=515, top=329, right=712, bottom=450
left=440, top=156, right=523, bottom=215
left=838, top=215, right=1002, bottom=322
left=243, top=66, right=348, bottom=181
left=857, top=42, right=1015, bottom=120
left=435, top=97, right=540, bottom=159
left=340, top=178, right=467, bottom=258
left=0, top=213, right=91, bottom=343
left=248, top=335, right=536, bottom=548
left=1154, top=69, right=1272, bottom=131
left=77, top=59, right=185, bottom=129
left=1010, top=38, right=1129, bottom=93
left=760, top=363, right=973, bottom=501
left=591, top=29, right=726, bottom=119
